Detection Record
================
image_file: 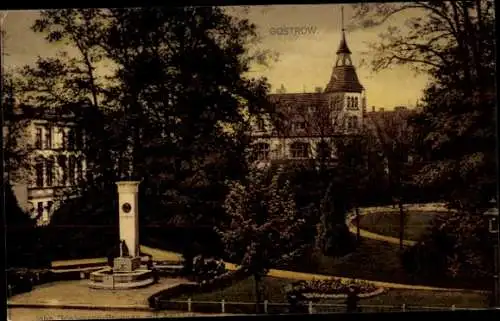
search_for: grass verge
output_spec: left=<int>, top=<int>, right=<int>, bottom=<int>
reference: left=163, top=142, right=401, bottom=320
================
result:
left=173, top=276, right=489, bottom=309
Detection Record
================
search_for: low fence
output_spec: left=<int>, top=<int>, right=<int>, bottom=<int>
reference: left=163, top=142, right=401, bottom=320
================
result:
left=154, top=298, right=473, bottom=314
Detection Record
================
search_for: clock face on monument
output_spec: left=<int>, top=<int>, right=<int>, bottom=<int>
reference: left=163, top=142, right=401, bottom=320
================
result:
left=122, top=203, right=132, bottom=214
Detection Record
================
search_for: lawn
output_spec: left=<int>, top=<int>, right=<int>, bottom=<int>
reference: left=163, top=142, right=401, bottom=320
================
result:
left=174, top=276, right=489, bottom=309
left=278, top=237, right=483, bottom=290
left=357, top=211, right=446, bottom=242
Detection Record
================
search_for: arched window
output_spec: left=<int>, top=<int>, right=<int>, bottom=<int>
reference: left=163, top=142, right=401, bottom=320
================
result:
left=347, top=97, right=351, bottom=108
left=354, top=97, right=359, bottom=108
left=290, top=142, right=309, bottom=159
left=255, top=143, right=270, bottom=161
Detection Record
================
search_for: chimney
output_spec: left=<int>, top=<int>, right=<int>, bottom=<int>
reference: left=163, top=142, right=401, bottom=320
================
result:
left=379, top=107, right=385, bottom=112
left=315, top=87, right=323, bottom=93
left=371, top=106, right=375, bottom=112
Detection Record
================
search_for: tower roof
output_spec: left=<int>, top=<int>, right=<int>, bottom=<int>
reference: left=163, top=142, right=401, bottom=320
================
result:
left=325, top=65, right=364, bottom=93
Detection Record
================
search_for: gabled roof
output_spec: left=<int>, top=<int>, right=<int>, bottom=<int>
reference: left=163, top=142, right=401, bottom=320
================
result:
left=267, top=93, right=344, bottom=137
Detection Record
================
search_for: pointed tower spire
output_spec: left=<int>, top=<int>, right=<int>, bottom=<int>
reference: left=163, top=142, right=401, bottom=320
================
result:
left=324, top=6, right=364, bottom=94
left=337, top=6, right=351, bottom=55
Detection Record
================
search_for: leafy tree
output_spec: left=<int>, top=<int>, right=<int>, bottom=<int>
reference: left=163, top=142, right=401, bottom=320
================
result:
left=352, top=1, right=496, bottom=279
left=17, top=8, right=274, bottom=258
left=216, top=167, right=306, bottom=312
left=4, top=183, right=47, bottom=267
left=352, top=0, right=496, bottom=210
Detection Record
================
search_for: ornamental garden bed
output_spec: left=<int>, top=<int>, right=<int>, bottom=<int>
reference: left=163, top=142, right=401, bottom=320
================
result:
left=286, top=279, right=384, bottom=300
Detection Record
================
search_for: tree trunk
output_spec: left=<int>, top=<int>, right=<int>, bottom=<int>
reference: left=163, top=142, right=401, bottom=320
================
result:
left=254, top=273, right=262, bottom=314
left=398, top=201, right=405, bottom=251
left=355, top=207, right=361, bottom=243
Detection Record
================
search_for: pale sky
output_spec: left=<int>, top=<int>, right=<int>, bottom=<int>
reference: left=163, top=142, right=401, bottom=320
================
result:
left=2, top=5, right=430, bottom=110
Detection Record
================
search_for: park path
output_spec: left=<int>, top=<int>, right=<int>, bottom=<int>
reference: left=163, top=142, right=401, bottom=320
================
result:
left=52, top=244, right=482, bottom=293
left=138, top=245, right=486, bottom=293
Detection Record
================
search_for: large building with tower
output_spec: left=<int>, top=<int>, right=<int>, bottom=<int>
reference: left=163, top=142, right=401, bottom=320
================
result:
left=251, top=20, right=366, bottom=164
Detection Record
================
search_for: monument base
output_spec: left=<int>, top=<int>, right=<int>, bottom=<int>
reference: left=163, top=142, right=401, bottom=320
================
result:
left=89, top=266, right=155, bottom=290
left=113, top=257, right=142, bottom=273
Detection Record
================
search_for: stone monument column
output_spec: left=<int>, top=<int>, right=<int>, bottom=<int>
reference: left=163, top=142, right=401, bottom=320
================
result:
left=116, top=181, right=141, bottom=258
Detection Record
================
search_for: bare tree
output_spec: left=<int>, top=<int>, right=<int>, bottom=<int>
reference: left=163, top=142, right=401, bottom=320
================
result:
left=366, top=109, right=415, bottom=250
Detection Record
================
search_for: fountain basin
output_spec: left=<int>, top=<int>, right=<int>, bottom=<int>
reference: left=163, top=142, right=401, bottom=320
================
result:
left=89, top=267, right=155, bottom=289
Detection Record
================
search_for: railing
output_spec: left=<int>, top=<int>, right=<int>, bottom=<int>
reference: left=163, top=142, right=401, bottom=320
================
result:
left=154, top=298, right=473, bottom=314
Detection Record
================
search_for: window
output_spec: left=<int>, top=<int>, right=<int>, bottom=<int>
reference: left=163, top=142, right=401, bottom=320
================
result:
left=316, top=141, right=331, bottom=159
left=257, top=118, right=265, bottom=131
left=35, top=127, right=43, bottom=149
left=290, top=142, right=309, bottom=159
left=346, top=116, right=358, bottom=129
left=75, top=129, right=83, bottom=149
left=37, top=202, right=44, bottom=219
left=46, top=158, right=54, bottom=187
left=47, top=201, right=53, bottom=214
left=68, top=128, right=75, bottom=150
left=68, top=156, right=76, bottom=186
left=44, top=126, right=52, bottom=149
left=58, top=156, right=68, bottom=186
left=61, top=128, right=67, bottom=150
left=292, top=120, right=306, bottom=132
left=77, top=159, right=84, bottom=183
left=255, top=143, right=270, bottom=161
left=347, top=97, right=359, bottom=110
left=35, top=161, right=44, bottom=187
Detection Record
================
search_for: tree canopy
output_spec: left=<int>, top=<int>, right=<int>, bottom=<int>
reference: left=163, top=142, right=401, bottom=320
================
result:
left=15, top=7, right=274, bottom=229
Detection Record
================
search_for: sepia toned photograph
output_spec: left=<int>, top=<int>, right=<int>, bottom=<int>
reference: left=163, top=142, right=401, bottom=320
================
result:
left=1, top=1, right=498, bottom=320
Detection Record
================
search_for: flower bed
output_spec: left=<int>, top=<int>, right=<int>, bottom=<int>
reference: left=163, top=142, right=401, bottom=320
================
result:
left=286, top=279, right=384, bottom=300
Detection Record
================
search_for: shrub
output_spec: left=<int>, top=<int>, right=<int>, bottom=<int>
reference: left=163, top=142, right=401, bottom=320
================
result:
left=192, top=256, right=226, bottom=282
left=6, top=268, right=53, bottom=297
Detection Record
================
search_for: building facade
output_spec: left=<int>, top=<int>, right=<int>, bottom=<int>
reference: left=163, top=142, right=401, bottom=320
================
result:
left=5, top=104, right=88, bottom=225
left=251, top=24, right=366, bottom=165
